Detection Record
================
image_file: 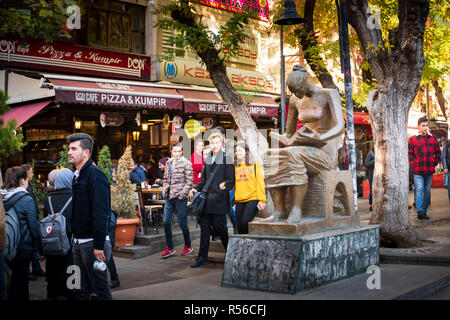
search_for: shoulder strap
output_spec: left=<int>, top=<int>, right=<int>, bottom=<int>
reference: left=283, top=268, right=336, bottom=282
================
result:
left=59, top=197, right=72, bottom=215
left=202, top=164, right=219, bottom=193
left=48, top=196, right=72, bottom=216
left=48, top=196, right=55, bottom=215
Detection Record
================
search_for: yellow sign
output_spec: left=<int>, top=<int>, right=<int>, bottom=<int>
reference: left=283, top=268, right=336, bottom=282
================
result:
left=163, top=114, right=170, bottom=128
left=184, top=119, right=202, bottom=138
left=160, top=58, right=275, bottom=93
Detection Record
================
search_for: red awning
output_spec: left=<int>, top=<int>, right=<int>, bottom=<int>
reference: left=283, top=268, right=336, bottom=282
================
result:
left=344, top=112, right=370, bottom=125
left=48, top=78, right=183, bottom=110
left=1, top=100, right=51, bottom=127
left=179, top=89, right=279, bottom=117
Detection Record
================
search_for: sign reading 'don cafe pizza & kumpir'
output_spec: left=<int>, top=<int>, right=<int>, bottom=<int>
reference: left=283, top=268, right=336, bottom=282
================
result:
left=198, top=0, right=270, bottom=22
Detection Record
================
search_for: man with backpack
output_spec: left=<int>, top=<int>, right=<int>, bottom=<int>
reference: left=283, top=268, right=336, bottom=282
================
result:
left=1, top=166, right=40, bottom=300
left=67, top=133, right=112, bottom=300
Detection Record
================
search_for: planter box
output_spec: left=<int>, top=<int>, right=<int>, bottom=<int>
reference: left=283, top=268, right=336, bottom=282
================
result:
left=432, top=174, right=444, bottom=188
left=115, top=218, right=140, bottom=247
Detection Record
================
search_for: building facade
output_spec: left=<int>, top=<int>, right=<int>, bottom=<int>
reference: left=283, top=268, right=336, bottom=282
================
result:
left=0, top=0, right=282, bottom=180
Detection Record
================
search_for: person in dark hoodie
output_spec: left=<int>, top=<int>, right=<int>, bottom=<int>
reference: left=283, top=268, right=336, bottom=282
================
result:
left=1, top=166, right=40, bottom=300
left=43, top=168, right=75, bottom=300
left=67, top=133, right=112, bottom=300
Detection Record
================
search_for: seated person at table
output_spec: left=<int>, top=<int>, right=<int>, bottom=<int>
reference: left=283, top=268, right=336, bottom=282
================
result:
left=154, top=157, right=168, bottom=187
left=129, top=159, right=146, bottom=185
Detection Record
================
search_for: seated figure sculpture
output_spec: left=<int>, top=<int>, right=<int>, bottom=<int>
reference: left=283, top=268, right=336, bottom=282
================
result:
left=263, top=65, right=345, bottom=224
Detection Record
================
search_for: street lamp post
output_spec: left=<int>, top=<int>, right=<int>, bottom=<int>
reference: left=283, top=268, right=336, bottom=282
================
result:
left=336, top=0, right=359, bottom=215
left=274, top=0, right=305, bottom=135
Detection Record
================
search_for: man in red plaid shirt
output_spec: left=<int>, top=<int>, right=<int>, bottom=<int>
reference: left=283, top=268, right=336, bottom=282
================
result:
left=408, top=117, right=441, bottom=220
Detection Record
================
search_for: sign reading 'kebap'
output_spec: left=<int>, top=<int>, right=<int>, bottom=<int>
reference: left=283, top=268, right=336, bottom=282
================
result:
left=199, top=0, right=270, bottom=22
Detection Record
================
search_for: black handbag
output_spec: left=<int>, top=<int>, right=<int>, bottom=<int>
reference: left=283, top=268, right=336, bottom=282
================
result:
left=188, top=164, right=219, bottom=221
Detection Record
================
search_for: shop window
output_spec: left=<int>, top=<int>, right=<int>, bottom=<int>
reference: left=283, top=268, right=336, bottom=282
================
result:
left=162, top=29, right=198, bottom=60
left=87, top=0, right=145, bottom=54
left=149, top=124, right=160, bottom=146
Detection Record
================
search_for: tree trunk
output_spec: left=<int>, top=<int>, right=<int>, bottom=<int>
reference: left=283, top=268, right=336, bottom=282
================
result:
left=168, top=1, right=274, bottom=216
left=432, top=79, right=449, bottom=127
left=367, top=86, right=420, bottom=247
left=348, top=0, right=429, bottom=247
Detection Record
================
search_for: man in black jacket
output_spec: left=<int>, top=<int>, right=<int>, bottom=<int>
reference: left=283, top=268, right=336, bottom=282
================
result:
left=189, top=131, right=235, bottom=268
left=67, top=133, right=112, bottom=300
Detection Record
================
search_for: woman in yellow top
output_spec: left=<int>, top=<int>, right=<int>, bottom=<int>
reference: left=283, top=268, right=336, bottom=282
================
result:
left=234, top=142, right=266, bottom=234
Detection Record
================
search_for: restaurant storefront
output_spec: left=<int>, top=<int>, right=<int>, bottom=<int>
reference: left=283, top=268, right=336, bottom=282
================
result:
left=1, top=0, right=281, bottom=181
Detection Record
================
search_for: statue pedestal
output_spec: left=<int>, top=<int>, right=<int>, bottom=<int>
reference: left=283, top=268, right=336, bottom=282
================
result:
left=221, top=225, right=380, bottom=294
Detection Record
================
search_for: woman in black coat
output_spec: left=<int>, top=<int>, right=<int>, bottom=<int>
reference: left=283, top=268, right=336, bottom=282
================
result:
left=1, top=166, right=40, bottom=300
left=190, top=132, right=235, bottom=268
left=43, top=168, right=75, bottom=300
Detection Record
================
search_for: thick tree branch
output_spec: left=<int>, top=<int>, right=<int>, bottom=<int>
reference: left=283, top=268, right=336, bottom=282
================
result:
left=388, top=0, right=429, bottom=94
left=296, top=0, right=339, bottom=90
left=347, top=0, right=393, bottom=83
left=432, top=79, right=449, bottom=125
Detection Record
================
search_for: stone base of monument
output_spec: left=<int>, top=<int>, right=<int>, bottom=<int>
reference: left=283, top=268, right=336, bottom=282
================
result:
left=221, top=225, right=380, bottom=294
left=248, top=215, right=360, bottom=236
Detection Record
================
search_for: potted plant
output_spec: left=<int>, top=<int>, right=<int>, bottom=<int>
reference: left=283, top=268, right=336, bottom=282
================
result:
left=97, top=145, right=113, bottom=185
left=111, top=145, right=140, bottom=247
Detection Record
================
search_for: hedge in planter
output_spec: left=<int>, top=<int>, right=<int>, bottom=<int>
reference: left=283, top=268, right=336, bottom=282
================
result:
left=111, top=145, right=139, bottom=247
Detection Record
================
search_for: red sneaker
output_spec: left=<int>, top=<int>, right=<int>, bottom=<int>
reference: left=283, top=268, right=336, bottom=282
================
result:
left=161, top=247, right=176, bottom=258
left=181, top=246, right=193, bottom=256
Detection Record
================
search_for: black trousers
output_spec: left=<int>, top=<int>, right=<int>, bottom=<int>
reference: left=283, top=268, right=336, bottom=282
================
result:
left=6, top=250, right=32, bottom=300
left=198, top=213, right=228, bottom=258
left=235, top=200, right=259, bottom=234
left=45, top=247, right=75, bottom=300
left=72, top=240, right=112, bottom=300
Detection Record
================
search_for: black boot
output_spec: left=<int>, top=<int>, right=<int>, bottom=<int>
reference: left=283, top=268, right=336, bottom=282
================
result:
left=191, top=256, right=209, bottom=268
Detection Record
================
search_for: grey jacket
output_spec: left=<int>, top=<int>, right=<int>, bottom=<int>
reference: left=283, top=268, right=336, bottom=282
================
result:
left=365, top=149, right=375, bottom=181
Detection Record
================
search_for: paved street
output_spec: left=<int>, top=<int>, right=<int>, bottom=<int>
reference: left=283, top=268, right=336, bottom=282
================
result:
left=28, top=188, right=450, bottom=300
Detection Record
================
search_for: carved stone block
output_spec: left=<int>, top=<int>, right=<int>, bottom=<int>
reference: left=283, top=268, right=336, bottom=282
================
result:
left=249, top=170, right=359, bottom=236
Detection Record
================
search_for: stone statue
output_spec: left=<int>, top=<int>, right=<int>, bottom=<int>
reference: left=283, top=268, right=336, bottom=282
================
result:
left=263, top=65, right=345, bottom=224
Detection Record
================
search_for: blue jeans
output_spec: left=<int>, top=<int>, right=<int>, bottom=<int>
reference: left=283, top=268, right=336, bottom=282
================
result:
left=163, top=198, right=191, bottom=249
left=413, top=174, right=433, bottom=214
left=446, top=173, right=450, bottom=201
left=368, top=178, right=373, bottom=206
left=0, top=253, right=6, bottom=300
